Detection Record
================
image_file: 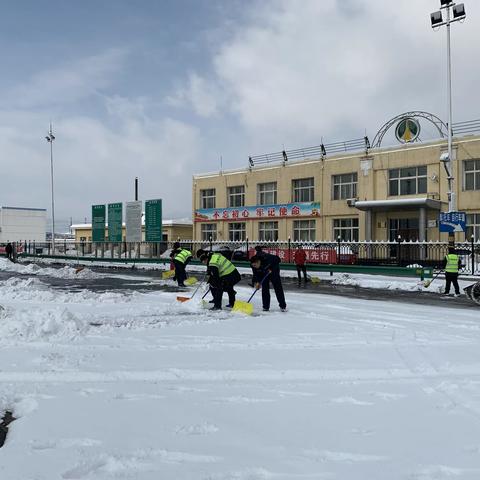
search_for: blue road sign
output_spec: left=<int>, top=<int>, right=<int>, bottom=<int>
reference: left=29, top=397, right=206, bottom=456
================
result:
left=439, top=211, right=467, bottom=233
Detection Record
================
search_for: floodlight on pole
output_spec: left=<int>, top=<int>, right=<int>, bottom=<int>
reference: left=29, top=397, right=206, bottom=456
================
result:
left=45, top=124, right=56, bottom=252
left=430, top=0, right=467, bottom=213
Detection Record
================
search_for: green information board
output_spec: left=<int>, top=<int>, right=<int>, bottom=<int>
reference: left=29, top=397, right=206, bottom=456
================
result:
left=92, top=204, right=106, bottom=242
left=108, top=202, right=123, bottom=242
left=145, top=199, right=162, bottom=242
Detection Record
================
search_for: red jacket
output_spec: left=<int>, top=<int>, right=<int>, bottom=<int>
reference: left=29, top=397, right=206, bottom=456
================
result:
left=294, top=249, right=307, bottom=266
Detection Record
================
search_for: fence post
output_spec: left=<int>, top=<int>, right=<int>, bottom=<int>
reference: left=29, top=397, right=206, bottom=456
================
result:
left=246, top=237, right=249, bottom=260
left=397, top=235, right=402, bottom=267
left=33, top=240, right=36, bottom=255
left=209, top=235, right=213, bottom=252
left=472, top=234, right=475, bottom=276
left=337, top=236, right=341, bottom=265
left=288, top=236, right=291, bottom=263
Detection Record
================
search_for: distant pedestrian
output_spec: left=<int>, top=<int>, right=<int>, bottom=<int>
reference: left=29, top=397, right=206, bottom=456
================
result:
left=442, top=246, right=462, bottom=296
left=250, top=252, right=287, bottom=312
left=293, top=244, right=308, bottom=286
left=5, top=242, right=13, bottom=262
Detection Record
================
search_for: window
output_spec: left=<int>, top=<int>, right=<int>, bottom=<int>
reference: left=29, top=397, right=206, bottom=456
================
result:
left=228, top=222, right=246, bottom=241
left=332, top=173, right=358, bottom=200
left=467, top=213, right=480, bottom=241
left=292, top=178, right=314, bottom=202
left=293, top=220, right=316, bottom=241
left=258, top=221, right=278, bottom=241
left=333, top=218, right=359, bottom=241
left=464, top=160, right=480, bottom=191
left=201, top=223, right=217, bottom=241
left=200, top=189, right=216, bottom=209
left=227, top=186, right=245, bottom=207
left=389, top=166, right=427, bottom=196
left=257, top=182, right=277, bottom=205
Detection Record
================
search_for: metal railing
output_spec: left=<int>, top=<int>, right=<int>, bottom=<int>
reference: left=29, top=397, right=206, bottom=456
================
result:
left=9, top=238, right=480, bottom=275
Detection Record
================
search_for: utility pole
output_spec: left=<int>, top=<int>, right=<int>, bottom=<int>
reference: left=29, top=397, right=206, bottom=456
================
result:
left=45, top=124, right=56, bottom=252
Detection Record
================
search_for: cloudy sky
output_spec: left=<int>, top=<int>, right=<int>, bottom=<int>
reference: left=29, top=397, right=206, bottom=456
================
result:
left=0, top=0, right=478, bottom=230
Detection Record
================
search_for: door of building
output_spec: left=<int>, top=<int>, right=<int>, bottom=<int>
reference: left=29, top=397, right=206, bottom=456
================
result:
left=389, top=218, right=420, bottom=264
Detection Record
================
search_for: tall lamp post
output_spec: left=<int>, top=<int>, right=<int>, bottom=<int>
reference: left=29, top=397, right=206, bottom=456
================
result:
left=45, top=124, right=56, bottom=252
left=430, top=0, right=466, bottom=213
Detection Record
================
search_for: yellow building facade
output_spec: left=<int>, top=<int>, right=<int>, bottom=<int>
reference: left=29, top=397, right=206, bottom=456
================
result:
left=192, top=134, right=480, bottom=243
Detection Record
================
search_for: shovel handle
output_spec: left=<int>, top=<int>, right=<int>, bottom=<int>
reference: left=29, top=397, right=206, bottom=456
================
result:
left=247, top=271, right=271, bottom=303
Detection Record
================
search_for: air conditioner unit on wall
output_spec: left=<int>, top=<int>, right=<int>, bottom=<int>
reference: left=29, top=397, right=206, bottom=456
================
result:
left=346, top=198, right=356, bottom=207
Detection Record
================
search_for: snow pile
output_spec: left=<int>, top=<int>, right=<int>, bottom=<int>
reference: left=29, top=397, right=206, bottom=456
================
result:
left=0, top=306, right=87, bottom=342
left=0, top=258, right=101, bottom=279
left=331, top=272, right=446, bottom=292
left=0, top=276, right=135, bottom=304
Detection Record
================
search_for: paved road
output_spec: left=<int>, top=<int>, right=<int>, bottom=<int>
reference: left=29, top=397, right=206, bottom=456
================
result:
left=0, top=261, right=477, bottom=311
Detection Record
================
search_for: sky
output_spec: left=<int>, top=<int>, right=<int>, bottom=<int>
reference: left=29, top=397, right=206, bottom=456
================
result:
left=0, top=0, right=479, bottom=230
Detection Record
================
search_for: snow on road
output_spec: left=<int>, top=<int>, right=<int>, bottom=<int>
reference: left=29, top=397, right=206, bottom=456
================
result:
left=0, top=262, right=480, bottom=479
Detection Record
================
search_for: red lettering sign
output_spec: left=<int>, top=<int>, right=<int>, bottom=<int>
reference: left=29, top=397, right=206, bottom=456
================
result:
left=279, top=207, right=288, bottom=217
left=242, top=209, right=250, bottom=218
left=291, top=205, right=300, bottom=216
left=267, top=208, right=276, bottom=217
left=213, top=211, right=220, bottom=220
left=232, top=210, right=239, bottom=219
left=256, top=208, right=264, bottom=217
left=222, top=210, right=229, bottom=219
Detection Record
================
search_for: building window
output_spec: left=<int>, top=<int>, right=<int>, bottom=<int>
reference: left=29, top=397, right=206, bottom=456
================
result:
left=464, top=160, right=480, bottom=191
left=293, top=220, right=316, bottom=241
left=389, top=166, right=427, bottom=196
left=332, top=173, right=358, bottom=200
left=229, top=222, right=246, bottom=241
left=257, top=182, right=277, bottom=205
left=227, top=186, right=245, bottom=207
left=333, top=218, right=359, bottom=241
left=201, top=223, right=217, bottom=241
left=200, top=189, right=216, bottom=209
left=467, top=213, right=480, bottom=241
left=292, top=178, right=314, bottom=202
left=258, top=221, right=278, bottom=241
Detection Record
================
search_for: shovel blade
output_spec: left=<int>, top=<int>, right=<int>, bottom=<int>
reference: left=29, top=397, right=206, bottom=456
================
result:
left=176, top=296, right=191, bottom=302
left=232, top=300, right=254, bottom=315
left=184, top=277, right=198, bottom=286
left=162, top=270, right=175, bottom=279
left=309, top=276, right=320, bottom=283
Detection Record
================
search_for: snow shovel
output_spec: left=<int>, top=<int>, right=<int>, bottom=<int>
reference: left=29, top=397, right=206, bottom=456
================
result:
left=176, top=274, right=206, bottom=302
left=75, top=266, right=85, bottom=274
left=162, top=269, right=176, bottom=279
left=308, top=275, right=320, bottom=283
left=232, top=272, right=270, bottom=315
left=184, top=276, right=198, bottom=286
left=424, top=270, right=442, bottom=288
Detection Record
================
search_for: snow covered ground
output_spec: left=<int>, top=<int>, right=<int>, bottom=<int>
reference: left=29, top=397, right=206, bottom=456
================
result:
left=1, top=260, right=480, bottom=479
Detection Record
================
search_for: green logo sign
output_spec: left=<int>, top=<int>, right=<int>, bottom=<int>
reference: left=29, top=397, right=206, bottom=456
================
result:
left=92, top=205, right=106, bottom=242
left=108, top=202, right=123, bottom=242
left=145, top=199, right=162, bottom=242
left=395, top=117, right=420, bottom=143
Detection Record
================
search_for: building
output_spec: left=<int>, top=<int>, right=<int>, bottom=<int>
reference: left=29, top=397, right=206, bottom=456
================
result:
left=192, top=113, right=480, bottom=243
left=71, top=218, right=193, bottom=243
left=0, top=206, right=47, bottom=243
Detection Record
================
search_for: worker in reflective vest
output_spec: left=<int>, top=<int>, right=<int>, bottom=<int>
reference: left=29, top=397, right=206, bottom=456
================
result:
left=442, top=246, right=462, bottom=296
left=200, top=252, right=241, bottom=310
left=173, top=243, right=192, bottom=287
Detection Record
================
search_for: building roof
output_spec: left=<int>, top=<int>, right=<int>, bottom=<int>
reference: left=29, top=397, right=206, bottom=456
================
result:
left=1, top=206, right=47, bottom=211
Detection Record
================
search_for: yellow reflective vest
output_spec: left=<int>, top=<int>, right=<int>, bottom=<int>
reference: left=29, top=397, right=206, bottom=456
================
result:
left=174, top=249, right=192, bottom=264
left=209, top=253, right=235, bottom=277
left=445, top=253, right=459, bottom=273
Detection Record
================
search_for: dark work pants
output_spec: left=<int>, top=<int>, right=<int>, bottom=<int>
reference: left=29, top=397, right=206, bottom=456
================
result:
left=296, top=265, right=307, bottom=282
left=262, top=272, right=286, bottom=310
left=445, top=272, right=460, bottom=295
left=212, top=270, right=241, bottom=308
left=173, top=260, right=187, bottom=286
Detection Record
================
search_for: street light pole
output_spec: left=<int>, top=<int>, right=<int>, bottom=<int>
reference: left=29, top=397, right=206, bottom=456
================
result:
left=430, top=1, right=466, bottom=213
left=45, top=124, right=56, bottom=252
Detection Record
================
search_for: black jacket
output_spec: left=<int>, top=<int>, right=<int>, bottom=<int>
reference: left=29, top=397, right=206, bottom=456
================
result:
left=252, top=252, right=281, bottom=283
